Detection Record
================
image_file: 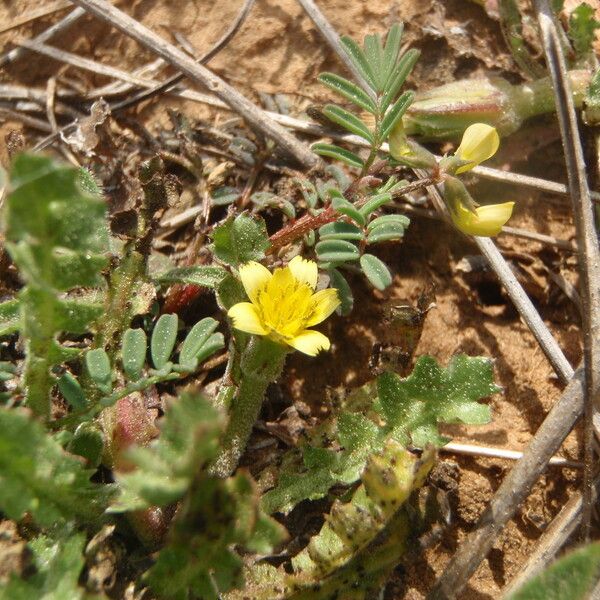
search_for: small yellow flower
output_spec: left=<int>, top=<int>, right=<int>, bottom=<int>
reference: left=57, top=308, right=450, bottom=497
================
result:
left=227, top=256, right=340, bottom=356
left=450, top=200, right=515, bottom=237
left=454, top=123, right=500, bottom=174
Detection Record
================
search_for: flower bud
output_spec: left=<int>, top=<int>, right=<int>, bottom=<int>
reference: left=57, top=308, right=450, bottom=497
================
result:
left=403, top=71, right=591, bottom=139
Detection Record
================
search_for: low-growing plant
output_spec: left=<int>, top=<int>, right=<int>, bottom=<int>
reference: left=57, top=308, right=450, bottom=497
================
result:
left=0, top=21, right=543, bottom=600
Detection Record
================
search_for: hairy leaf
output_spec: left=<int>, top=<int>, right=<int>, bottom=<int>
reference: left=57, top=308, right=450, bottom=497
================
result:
left=569, top=3, right=600, bottom=56
left=507, top=542, right=600, bottom=600
left=322, top=105, right=374, bottom=143
left=212, top=213, right=270, bottom=267
left=263, top=355, right=498, bottom=514
left=157, top=265, right=228, bottom=288
left=0, top=408, right=113, bottom=526
left=360, top=254, right=392, bottom=290
left=0, top=532, right=87, bottom=600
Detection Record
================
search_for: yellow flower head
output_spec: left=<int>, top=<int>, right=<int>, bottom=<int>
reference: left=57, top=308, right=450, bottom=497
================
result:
left=450, top=200, right=515, bottom=237
left=227, top=256, right=340, bottom=356
left=454, top=123, right=500, bottom=174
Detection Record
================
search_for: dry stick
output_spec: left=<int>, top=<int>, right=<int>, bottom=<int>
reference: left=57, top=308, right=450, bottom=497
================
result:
left=0, top=1, right=72, bottom=35
left=67, top=0, right=318, bottom=168
left=0, top=7, right=86, bottom=68
left=534, top=0, right=600, bottom=542
left=109, top=0, right=256, bottom=112
left=295, top=0, right=375, bottom=99
left=503, top=474, right=600, bottom=596
left=19, top=39, right=159, bottom=88
left=441, top=441, right=581, bottom=468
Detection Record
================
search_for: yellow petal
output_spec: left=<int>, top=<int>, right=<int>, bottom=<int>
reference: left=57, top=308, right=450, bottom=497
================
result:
left=287, top=330, right=331, bottom=356
left=455, top=123, right=499, bottom=174
left=306, top=288, right=340, bottom=326
left=287, top=255, right=318, bottom=289
left=451, top=201, right=514, bottom=236
left=227, top=302, right=268, bottom=335
left=239, top=261, right=272, bottom=303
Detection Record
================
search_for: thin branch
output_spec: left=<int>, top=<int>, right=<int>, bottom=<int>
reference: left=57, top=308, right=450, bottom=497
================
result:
left=67, top=0, right=318, bottom=168
left=295, top=0, right=376, bottom=99
left=19, top=39, right=159, bottom=88
left=0, top=1, right=71, bottom=35
left=0, top=7, right=86, bottom=68
left=110, top=0, right=256, bottom=112
left=440, top=441, right=581, bottom=468
left=534, top=0, right=600, bottom=542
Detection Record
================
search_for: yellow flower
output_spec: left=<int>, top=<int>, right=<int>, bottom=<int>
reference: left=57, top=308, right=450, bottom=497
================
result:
left=227, top=256, right=340, bottom=356
left=454, top=123, right=500, bottom=174
left=449, top=200, right=515, bottom=237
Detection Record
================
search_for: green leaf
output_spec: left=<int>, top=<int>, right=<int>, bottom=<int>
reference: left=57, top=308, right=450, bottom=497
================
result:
left=380, top=48, right=420, bottom=113
left=85, top=348, right=112, bottom=394
left=323, top=104, right=374, bottom=144
left=68, top=422, right=104, bottom=466
left=263, top=355, right=499, bottom=514
left=378, top=355, right=498, bottom=447
left=319, top=221, right=365, bottom=241
left=358, top=192, right=393, bottom=217
left=57, top=372, right=87, bottom=410
left=332, top=195, right=366, bottom=226
left=382, top=23, right=404, bottom=88
left=5, top=154, right=109, bottom=290
left=0, top=299, right=20, bottom=336
left=3, top=154, right=110, bottom=418
left=322, top=105, right=374, bottom=143
left=0, top=408, right=113, bottom=526
left=367, top=221, right=408, bottom=243
left=157, top=265, right=228, bottom=288
left=367, top=214, right=410, bottom=231
left=179, top=317, right=220, bottom=368
left=340, top=35, right=378, bottom=91
left=380, top=91, right=414, bottom=140
left=211, top=213, right=270, bottom=267
left=315, top=239, right=360, bottom=263
left=151, top=313, right=178, bottom=370
left=211, top=186, right=241, bottom=206
left=312, top=143, right=365, bottom=169
left=363, top=33, right=385, bottom=91
left=122, top=328, right=147, bottom=381
left=328, top=268, right=354, bottom=315
left=507, top=542, right=600, bottom=600
left=318, top=72, right=378, bottom=113
left=360, top=254, right=392, bottom=290
left=569, top=3, right=600, bottom=56
left=0, top=532, right=87, bottom=600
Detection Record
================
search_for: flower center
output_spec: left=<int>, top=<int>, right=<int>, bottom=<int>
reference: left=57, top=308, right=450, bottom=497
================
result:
left=255, top=269, right=314, bottom=339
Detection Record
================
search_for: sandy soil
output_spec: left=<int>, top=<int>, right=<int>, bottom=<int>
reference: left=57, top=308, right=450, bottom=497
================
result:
left=0, top=1, right=587, bottom=598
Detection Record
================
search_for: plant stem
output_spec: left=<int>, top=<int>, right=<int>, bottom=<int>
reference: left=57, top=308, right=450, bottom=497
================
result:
left=211, top=337, right=287, bottom=477
left=268, top=176, right=435, bottom=253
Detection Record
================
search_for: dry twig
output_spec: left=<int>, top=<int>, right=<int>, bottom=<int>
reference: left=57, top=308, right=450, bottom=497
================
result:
left=67, top=0, right=318, bottom=168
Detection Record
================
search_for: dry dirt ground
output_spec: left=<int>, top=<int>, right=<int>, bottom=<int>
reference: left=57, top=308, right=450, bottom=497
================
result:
left=0, top=1, right=590, bottom=598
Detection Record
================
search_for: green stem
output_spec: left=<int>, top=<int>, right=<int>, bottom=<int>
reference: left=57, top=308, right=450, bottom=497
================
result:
left=211, top=337, right=287, bottom=477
